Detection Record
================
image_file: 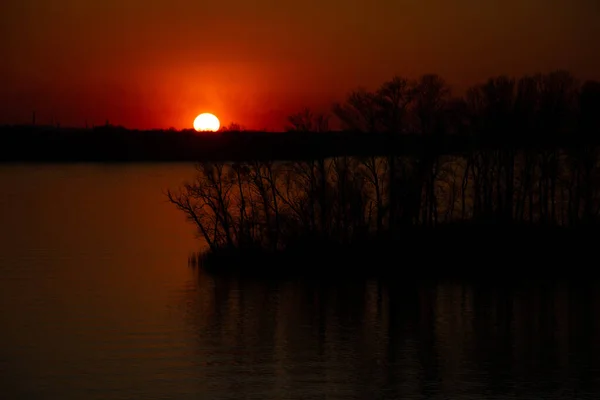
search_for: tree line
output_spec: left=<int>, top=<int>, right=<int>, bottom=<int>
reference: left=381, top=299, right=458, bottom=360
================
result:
left=168, top=70, right=600, bottom=261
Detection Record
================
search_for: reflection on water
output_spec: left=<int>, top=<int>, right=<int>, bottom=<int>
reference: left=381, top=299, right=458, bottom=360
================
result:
left=181, top=272, right=600, bottom=399
left=1, top=165, right=600, bottom=399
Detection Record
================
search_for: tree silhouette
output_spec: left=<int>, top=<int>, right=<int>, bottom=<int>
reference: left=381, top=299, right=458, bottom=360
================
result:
left=286, top=108, right=330, bottom=132
left=333, top=88, right=381, bottom=132
left=220, top=122, right=246, bottom=132
left=159, top=70, right=600, bottom=271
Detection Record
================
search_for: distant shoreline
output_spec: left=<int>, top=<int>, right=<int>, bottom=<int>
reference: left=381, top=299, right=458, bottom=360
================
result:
left=1, top=125, right=597, bottom=163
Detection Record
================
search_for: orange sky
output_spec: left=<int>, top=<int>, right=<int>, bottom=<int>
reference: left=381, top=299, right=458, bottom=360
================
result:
left=1, top=0, right=599, bottom=130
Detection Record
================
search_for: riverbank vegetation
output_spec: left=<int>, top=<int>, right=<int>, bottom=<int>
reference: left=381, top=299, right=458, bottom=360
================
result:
left=167, top=70, right=600, bottom=275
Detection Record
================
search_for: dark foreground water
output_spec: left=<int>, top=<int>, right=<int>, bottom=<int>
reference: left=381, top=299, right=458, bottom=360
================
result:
left=1, top=164, right=599, bottom=399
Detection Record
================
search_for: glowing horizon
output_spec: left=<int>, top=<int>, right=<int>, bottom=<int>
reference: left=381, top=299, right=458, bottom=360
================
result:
left=1, top=0, right=599, bottom=130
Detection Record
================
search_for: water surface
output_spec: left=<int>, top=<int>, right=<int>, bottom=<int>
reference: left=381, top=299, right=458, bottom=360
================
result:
left=1, top=164, right=599, bottom=399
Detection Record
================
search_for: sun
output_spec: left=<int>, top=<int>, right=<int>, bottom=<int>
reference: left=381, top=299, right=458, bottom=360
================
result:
left=193, top=113, right=220, bottom=132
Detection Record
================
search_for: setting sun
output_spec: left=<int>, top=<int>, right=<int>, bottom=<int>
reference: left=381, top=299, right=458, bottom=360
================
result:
left=193, top=113, right=220, bottom=132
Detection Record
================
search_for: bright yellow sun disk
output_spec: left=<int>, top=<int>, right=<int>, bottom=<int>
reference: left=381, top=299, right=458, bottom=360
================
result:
left=193, top=113, right=220, bottom=132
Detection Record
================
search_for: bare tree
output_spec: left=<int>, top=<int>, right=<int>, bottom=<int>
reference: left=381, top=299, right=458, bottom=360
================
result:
left=333, top=88, right=381, bottom=132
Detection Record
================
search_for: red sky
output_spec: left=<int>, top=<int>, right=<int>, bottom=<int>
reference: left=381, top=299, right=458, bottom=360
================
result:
left=1, top=0, right=599, bottom=130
